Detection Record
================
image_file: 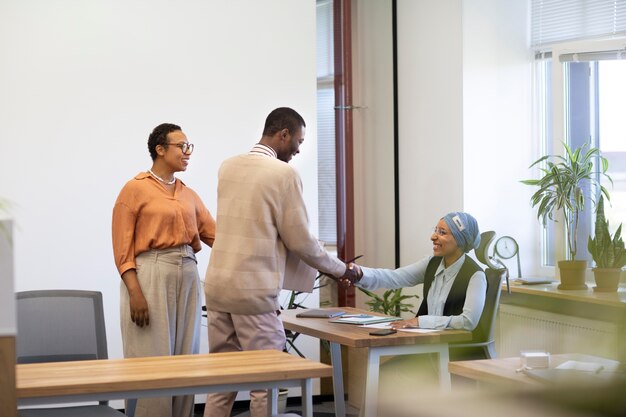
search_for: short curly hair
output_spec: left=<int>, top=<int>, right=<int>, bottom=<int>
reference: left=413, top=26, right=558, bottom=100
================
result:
left=148, top=123, right=182, bottom=161
left=262, top=107, right=306, bottom=137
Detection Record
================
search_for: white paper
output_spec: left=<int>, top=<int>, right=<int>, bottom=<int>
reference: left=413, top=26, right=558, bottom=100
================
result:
left=397, top=328, right=439, bottom=334
left=360, top=323, right=393, bottom=329
left=333, top=315, right=401, bottom=325
left=556, top=360, right=604, bottom=373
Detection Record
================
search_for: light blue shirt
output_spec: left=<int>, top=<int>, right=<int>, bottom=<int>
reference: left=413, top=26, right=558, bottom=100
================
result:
left=356, top=255, right=487, bottom=331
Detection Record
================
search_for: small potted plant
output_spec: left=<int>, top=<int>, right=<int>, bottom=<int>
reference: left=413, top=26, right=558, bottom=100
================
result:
left=358, top=288, right=419, bottom=317
left=521, top=142, right=612, bottom=289
left=587, top=195, right=626, bottom=292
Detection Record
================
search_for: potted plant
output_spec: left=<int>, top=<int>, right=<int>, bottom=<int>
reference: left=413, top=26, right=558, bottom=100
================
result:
left=521, top=142, right=612, bottom=290
left=587, top=195, right=626, bottom=292
left=358, top=288, right=418, bottom=317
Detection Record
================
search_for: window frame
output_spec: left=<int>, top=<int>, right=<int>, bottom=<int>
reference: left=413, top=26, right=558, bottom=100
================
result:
left=537, top=37, right=626, bottom=276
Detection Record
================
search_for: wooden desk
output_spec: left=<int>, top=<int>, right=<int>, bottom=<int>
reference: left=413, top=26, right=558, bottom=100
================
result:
left=281, top=307, right=471, bottom=417
left=17, top=350, right=332, bottom=417
left=448, top=353, right=622, bottom=387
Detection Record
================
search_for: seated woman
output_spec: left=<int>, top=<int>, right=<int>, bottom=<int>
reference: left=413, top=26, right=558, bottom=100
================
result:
left=347, top=212, right=486, bottom=406
left=349, top=211, right=486, bottom=333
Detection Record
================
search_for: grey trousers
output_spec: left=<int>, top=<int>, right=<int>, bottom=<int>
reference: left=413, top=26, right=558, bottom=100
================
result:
left=120, top=245, right=201, bottom=417
left=203, top=310, right=286, bottom=417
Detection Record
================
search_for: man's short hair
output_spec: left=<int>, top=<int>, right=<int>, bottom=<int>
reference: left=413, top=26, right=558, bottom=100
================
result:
left=148, top=123, right=181, bottom=161
left=262, top=107, right=306, bottom=136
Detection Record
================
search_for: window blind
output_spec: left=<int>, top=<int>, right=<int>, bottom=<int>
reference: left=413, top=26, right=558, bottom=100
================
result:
left=531, top=0, right=626, bottom=48
left=316, top=0, right=337, bottom=244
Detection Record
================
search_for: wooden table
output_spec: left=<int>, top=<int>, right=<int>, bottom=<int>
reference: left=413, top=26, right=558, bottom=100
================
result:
left=281, top=307, right=471, bottom=417
left=448, top=353, right=622, bottom=387
left=17, top=350, right=332, bottom=417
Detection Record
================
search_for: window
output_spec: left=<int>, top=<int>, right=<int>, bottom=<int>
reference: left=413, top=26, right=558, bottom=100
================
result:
left=532, top=0, right=626, bottom=267
left=535, top=57, right=555, bottom=266
left=597, top=60, right=626, bottom=238
left=536, top=51, right=626, bottom=266
left=316, top=0, right=337, bottom=245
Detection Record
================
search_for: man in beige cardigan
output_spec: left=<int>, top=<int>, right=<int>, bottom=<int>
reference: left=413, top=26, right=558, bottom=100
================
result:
left=204, top=107, right=356, bottom=417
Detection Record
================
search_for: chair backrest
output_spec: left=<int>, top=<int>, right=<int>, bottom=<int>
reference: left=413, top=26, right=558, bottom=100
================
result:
left=16, top=290, right=108, bottom=364
left=468, top=267, right=506, bottom=344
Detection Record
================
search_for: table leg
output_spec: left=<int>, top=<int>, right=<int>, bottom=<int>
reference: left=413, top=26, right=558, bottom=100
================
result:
left=359, top=344, right=452, bottom=417
left=436, top=345, right=451, bottom=391
left=301, top=378, right=313, bottom=417
left=329, top=342, right=346, bottom=417
left=361, top=348, right=382, bottom=417
left=268, top=387, right=278, bottom=417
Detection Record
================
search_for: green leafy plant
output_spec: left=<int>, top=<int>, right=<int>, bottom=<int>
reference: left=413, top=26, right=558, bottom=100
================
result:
left=521, top=142, right=612, bottom=260
left=587, top=195, right=626, bottom=269
left=358, top=288, right=418, bottom=317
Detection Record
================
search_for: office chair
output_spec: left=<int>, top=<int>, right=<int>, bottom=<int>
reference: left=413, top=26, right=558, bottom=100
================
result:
left=16, top=290, right=125, bottom=417
left=448, top=267, right=506, bottom=361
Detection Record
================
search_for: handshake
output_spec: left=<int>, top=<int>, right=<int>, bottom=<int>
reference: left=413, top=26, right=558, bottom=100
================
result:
left=333, top=262, right=362, bottom=289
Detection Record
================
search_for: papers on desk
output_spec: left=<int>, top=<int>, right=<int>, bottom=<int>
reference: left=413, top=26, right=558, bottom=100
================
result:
left=397, top=328, right=439, bottom=334
left=523, top=359, right=625, bottom=384
left=295, top=309, right=346, bottom=318
left=352, top=322, right=438, bottom=333
left=331, top=314, right=402, bottom=325
left=361, top=323, right=394, bottom=329
left=556, top=360, right=604, bottom=373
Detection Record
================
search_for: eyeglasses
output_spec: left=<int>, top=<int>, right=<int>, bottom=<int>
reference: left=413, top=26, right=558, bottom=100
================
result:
left=167, top=142, right=194, bottom=155
left=432, top=227, right=449, bottom=236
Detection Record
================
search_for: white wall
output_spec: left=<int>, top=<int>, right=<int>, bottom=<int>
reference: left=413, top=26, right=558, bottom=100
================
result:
left=397, top=0, right=465, bottom=266
left=462, top=0, right=537, bottom=277
left=352, top=0, right=536, bottom=313
left=0, top=0, right=318, bottom=365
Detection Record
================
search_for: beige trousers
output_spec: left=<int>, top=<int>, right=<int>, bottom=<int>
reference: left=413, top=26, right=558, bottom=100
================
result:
left=120, top=245, right=201, bottom=417
left=203, top=310, right=286, bottom=417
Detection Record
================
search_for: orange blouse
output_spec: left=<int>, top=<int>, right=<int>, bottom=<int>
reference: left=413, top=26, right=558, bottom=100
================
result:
left=112, top=172, right=215, bottom=276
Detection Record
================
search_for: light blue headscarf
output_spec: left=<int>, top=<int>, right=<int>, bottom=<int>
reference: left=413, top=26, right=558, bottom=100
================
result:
left=442, top=212, right=481, bottom=253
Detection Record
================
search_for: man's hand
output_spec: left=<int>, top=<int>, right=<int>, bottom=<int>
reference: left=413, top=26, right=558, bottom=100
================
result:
left=337, top=263, right=360, bottom=288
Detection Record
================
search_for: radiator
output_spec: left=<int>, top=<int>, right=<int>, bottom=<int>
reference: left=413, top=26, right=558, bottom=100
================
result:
left=497, top=304, right=621, bottom=360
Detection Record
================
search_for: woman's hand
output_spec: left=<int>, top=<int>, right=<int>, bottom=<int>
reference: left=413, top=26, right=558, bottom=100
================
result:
left=128, top=290, right=149, bottom=327
left=390, top=317, right=419, bottom=330
left=121, top=270, right=150, bottom=327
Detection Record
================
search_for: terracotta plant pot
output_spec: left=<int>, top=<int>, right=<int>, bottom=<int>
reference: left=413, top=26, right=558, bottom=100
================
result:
left=557, top=260, right=588, bottom=290
left=592, top=268, right=621, bottom=292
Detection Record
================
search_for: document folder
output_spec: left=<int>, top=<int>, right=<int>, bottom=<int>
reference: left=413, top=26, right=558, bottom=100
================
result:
left=330, top=315, right=402, bottom=325
left=295, top=309, right=346, bottom=318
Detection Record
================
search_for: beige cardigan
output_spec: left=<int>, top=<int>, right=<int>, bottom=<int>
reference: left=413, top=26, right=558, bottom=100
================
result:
left=205, top=153, right=346, bottom=314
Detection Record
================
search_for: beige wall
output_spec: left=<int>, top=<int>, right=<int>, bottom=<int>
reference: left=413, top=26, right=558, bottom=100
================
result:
left=352, top=0, right=396, bottom=307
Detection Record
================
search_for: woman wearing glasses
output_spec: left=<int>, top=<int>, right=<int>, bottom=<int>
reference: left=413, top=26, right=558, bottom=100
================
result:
left=112, top=123, right=215, bottom=417
left=349, top=212, right=486, bottom=333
